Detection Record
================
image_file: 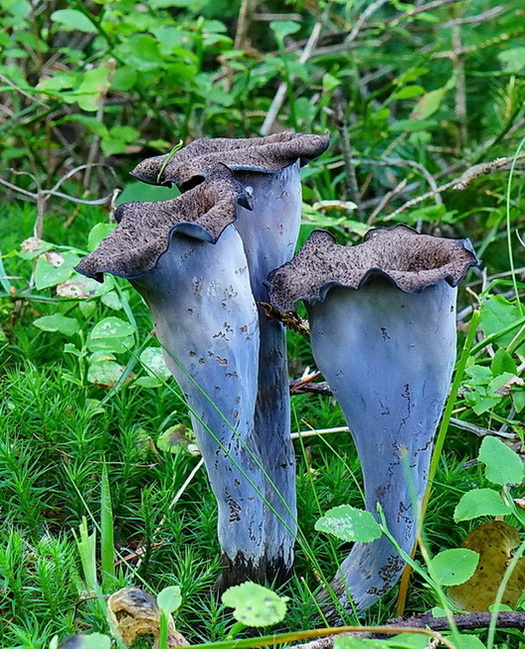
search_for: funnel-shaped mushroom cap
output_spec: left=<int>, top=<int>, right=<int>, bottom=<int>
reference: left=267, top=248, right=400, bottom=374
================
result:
left=131, top=131, right=330, bottom=189
left=268, top=224, right=479, bottom=311
left=75, top=166, right=248, bottom=282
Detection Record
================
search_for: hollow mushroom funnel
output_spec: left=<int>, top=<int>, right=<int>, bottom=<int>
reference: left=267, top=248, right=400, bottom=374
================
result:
left=268, top=225, right=479, bottom=612
left=132, top=131, right=330, bottom=584
left=75, top=168, right=272, bottom=578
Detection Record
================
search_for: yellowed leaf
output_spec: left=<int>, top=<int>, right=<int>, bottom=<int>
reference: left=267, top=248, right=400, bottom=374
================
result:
left=448, top=521, right=525, bottom=611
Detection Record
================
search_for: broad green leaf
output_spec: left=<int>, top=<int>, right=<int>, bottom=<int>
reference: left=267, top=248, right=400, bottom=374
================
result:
left=51, top=9, right=97, bottom=33
left=334, top=638, right=385, bottom=649
left=315, top=505, right=382, bottom=543
left=393, top=85, right=425, bottom=99
left=82, top=634, right=112, bottom=649
left=491, top=348, right=517, bottom=376
left=429, top=548, right=479, bottom=586
left=157, top=585, right=182, bottom=613
left=87, top=361, right=123, bottom=386
left=140, top=347, right=170, bottom=380
left=410, top=86, right=448, bottom=120
left=34, top=251, right=79, bottom=290
left=222, top=582, right=287, bottom=627
left=454, top=488, right=512, bottom=522
left=480, top=295, right=525, bottom=354
left=33, top=314, right=79, bottom=336
left=100, top=291, right=122, bottom=311
left=114, top=34, right=164, bottom=71
left=88, top=222, right=117, bottom=252
left=453, top=636, right=486, bottom=649
left=478, top=436, right=524, bottom=486
left=498, top=47, right=525, bottom=73
left=91, top=317, right=134, bottom=339
left=270, top=20, right=301, bottom=41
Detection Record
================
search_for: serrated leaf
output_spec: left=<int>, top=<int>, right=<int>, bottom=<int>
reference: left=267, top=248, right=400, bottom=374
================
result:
left=429, top=548, right=479, bottom=586
left=157, top=585, right=182, bottom=613
left=33, top=314, right=79, bottom=336
left=222, top=582, right=287, bottom=627
left=315, top=505, right=382, bottom=543
left=454, top=488, right=512, bottom=522
left=478, top=436, right=524, bottom=486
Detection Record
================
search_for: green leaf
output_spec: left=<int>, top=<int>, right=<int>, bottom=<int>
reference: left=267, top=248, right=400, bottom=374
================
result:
left=270, top=20, right=301, bottom=41
left=393, top=85, right=425, bottom=99
left=453, top=635, right=487, bottom=649
left=222, top=582, right=287, bottom=627
left=429, top=548, right=479, bottom=586
left=91, top=317, right=135, bottom=339
left=114, top=35, right=164, bottom=72
left=33, top=314, right=80, bottom=336
left=157, top=585, right=182, bottom=613
left=314, top=505, right=382, bottom=543
left=478, top=436, right=524, bottom=486
left=140, top=347, right=170, bottom=380
left=498, top=47, right=525, bottom=73
left=50, top=9, right=98, bottom=33
left=334, top=638, right=385, bottom=649
left=454, top=488, right=512, bottom=522
left=88, top=222, right=117, bottom=252
left=480, top=295, right=525, bottom=354
left=410, top=86, right=448, bottom=120
left=34, top=251, right=79, bottom=290
left=82, top=634, right=112, bottom=649
left=491, top=349, right=517, bottom=376
left=87, top=361, right=123, bottom=385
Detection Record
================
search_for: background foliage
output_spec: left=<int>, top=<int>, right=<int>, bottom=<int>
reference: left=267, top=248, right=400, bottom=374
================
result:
left=1, top=0, right=524, bottom=647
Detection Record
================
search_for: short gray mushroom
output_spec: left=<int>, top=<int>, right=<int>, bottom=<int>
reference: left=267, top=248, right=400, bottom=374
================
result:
left=268, top=225, right=479, bottom=612
left=76, top=167, right=271, bottom=582
left=131, top=131, right=329, bottom=584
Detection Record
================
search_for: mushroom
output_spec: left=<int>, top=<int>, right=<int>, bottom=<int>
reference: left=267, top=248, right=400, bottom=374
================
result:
left=131, top=131, right=330, bottom=585
left=268, top=225, right=479, bottom=612
left=76, top=167, right=272, bottom=583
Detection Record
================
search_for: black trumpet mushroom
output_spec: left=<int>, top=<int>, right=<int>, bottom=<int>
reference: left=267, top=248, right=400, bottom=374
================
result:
left=131, top=131, right=330, bottom=585
left=76, top=167, right=274, bottom=583
left=268, top=225, right=479, bottom=612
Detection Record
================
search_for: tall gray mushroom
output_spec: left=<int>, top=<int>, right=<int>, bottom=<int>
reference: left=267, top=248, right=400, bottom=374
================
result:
left=268, top=225, right=479, bottom=612
left=76, top=167, right=272, bottom=582
left=131, top=131, right=330, bottom=585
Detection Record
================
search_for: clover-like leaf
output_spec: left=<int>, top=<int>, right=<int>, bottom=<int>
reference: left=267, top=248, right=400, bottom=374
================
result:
left=222, top=582, right=287, bottom=627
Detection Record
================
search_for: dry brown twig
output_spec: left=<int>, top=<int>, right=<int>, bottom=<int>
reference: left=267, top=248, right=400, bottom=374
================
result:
left=384, top=153, right=525, bottom=221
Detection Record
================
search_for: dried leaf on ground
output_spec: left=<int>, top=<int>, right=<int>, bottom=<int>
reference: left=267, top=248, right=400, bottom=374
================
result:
left=448, top=521, right=525, bottom=611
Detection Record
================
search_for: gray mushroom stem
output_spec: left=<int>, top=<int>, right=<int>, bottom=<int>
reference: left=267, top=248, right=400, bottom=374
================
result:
left=76, top=169, right=275, bottom=580
left=268, top=226, right=479, bottom=612
left=309, top=280, right=457, bottom=612
left=131, top=131, right=329, bottom=583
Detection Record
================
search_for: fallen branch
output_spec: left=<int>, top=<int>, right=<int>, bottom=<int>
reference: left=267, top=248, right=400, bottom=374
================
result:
left=287, top=612, right=525, bottom=649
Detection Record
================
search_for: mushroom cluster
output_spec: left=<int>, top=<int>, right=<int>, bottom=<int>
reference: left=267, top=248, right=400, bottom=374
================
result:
left=76, top=133, right=478, bottom=613
left=76, top=132, right=330, bottom=587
